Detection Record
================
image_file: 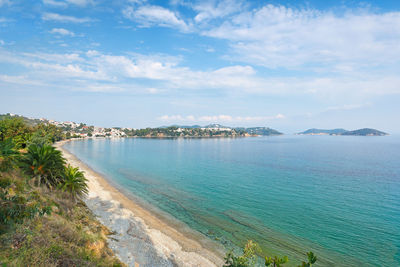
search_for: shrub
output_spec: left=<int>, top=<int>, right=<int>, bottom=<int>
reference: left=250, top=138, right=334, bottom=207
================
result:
left=0, top=139, right=19, bottom=172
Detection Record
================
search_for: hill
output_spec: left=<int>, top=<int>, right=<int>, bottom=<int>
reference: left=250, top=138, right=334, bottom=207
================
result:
left=340, top=128, right=388, bottom=136
left=157, top=125, right=283, bottom=137
left=0, top=113, right=43, bottom=127
left=298, top=128, right=348, bottom=135
left=241, top=127, right=283, bottom=136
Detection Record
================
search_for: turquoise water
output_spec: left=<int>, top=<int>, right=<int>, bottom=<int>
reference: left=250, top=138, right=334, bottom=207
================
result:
left=64, top=136, right=400, bottom=266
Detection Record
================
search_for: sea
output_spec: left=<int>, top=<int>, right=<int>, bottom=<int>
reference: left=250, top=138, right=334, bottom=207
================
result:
left=63, top=135, right=400, bottom=266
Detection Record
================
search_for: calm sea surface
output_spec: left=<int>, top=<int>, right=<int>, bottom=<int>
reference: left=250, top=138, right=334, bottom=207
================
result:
left=64, top=135, right=400, bottom=266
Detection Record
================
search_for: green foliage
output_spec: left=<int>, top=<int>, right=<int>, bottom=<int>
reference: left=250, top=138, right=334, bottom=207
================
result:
left=59, top=165, right=89, bottom=202
left=28, top=123, right=65, bottom=146
left=298, top=252, right=317, bottom=267
left=20, top=144, right=66, bottom=188
left=0, top=115, right=123, bottom=266
left=0, top=117, right=32, bottom=148
left=225, top=241, right=317, bottom=267
left=0, top=139, right=20, bottom=171
left=265, top=255, right=288, bottom=267
left=0, top=174, right=52, bottom=234
left=224, top=240, right=261, bottom=267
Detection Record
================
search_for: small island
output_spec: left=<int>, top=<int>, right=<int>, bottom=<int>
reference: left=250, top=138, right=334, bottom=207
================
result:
left=297, top=128, right=347, bottom=135
left=340, top=128, right=388, bottom=136
left=298, top=128, right=388, bottom=136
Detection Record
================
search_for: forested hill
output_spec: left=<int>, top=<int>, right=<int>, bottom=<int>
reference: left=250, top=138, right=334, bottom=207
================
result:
left=298, top=128, right=388, bottom=136
left=298, top=128, right=348, bottom=135
left=235, top=127, right=283, bottom=136
left=340, top=128, right=388, bottom=136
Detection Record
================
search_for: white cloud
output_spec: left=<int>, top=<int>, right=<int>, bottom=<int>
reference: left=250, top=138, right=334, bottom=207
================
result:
left=42, top=0, right=67, bottom=7
left=0, top=40, right=4, bottom=45
left=325, top=103, right=371, bottom=111
left=1, top=49, right=399, bottom=99
left=42, top=12, right=93, bottom=23
left=128, top=0, right=147, bottom=4
left=0, top=74, right=46, bottom=86
left=49, top=28, right=75, bottom=36
left=202, top=5, right=400, bottom=70
left=158, top=114, right=286, bottom=123
left=65, top=0, right=94, bottom=6
left=43, top=0, right=94, bottom=7
left=193, top=0, right=244, bottom=23
left=123, top=5, right=190, bottom=31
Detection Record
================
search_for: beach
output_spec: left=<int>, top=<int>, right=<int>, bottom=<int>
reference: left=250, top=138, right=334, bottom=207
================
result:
left=55, top=140, right=224, bottom=267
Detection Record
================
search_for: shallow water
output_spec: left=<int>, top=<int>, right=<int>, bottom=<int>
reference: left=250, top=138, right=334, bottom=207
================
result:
left=64, top=135, right=400, bottom=266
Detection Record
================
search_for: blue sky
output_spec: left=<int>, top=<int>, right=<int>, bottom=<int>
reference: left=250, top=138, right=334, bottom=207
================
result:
left=0, top=0, right=399, bottom=133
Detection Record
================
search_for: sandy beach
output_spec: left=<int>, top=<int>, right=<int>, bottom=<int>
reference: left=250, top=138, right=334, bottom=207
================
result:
left=55, top=140, right=224, bottom=267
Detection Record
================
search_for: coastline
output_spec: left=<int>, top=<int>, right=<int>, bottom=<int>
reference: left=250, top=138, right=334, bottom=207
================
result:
left=55, top=140, right=224, bottom=267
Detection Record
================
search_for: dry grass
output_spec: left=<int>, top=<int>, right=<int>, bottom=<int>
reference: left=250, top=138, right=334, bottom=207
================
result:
left=0, top=171, right=125, bottom=267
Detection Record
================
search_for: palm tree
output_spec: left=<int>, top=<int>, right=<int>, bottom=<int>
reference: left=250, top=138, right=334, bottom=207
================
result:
left=0, top=138, right=19, bottom=171
left=59, top=165, right=88, bottom=201
left=20, top=144, right=65, bottom=188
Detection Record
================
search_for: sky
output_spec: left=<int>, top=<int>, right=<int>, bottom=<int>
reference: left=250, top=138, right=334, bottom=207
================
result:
left=0, top=0, right=399, bottom=133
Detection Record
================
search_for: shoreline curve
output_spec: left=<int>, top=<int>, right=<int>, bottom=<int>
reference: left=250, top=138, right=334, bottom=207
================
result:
left=55, top=139, right=224, bottom=267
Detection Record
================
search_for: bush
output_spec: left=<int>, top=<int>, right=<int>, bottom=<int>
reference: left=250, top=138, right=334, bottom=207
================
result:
left=224, top=241, right=317, bottom=267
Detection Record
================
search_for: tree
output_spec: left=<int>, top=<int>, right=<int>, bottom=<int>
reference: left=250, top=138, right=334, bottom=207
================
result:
left=20, top=144, right=66, bottom=188
left=59, top=165, right=88, bottom=202
left=32, top=123, right=64, bottom=144
left=0, top=139, right=20, bottom=171
left=0, top=117, right=32, bottom=148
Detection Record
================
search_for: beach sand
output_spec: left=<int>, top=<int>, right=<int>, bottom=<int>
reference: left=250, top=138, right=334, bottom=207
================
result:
left=55, top=140, right=224, bottom=267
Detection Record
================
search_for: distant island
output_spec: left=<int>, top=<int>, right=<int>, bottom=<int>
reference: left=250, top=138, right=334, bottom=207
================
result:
left=298, top=128, right=388, bottom=136
left=298, top=128, right=348, bottom=135
left=123, top=125, right=283, bottom=138
left=0, top=114, right=282, bottom=138
left=340, top=128, right=388, bottom=136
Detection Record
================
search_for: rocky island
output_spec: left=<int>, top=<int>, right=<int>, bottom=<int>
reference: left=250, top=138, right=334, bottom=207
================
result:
left=298, top=128, right=388, bottom=136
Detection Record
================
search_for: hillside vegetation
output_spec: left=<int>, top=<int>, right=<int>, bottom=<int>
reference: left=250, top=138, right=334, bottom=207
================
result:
left=0, top=116, right=124, bottom=266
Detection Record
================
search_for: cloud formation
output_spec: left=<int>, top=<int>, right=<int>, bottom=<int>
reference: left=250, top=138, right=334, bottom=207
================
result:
left=193, top=0, right=244, bottom=23
left=49, top=28, right=75, bottom=36
left=123, top=5, right=190, bottom=32
left=43, top=0, right=94, bottom=7
left=42, top=12, right=93, bottom=23
left=1, top=48, right=399, bottom=99
left=158, top=114, right=286, bottom=123
left=202, top=5, right=400, bottom=71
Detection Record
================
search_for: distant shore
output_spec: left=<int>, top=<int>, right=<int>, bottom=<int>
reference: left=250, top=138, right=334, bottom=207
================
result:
left=55, top=140, right=224, bottom=267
